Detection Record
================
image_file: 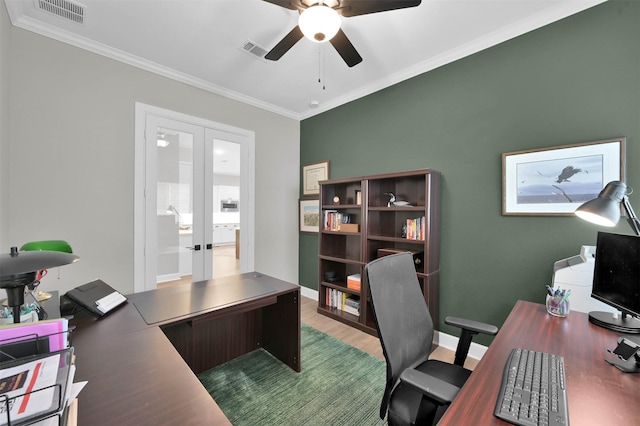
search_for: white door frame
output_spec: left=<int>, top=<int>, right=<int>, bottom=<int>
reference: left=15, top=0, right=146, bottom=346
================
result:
left=134, top=102, right=255, bottom=293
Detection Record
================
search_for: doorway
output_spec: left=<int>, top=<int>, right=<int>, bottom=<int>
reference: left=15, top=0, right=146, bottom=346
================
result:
left=134, top=103, right=255, bottom=293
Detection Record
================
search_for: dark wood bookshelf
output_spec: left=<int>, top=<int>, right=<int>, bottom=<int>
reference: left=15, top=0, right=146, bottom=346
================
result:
left=317, top=169, right=441, bottom=336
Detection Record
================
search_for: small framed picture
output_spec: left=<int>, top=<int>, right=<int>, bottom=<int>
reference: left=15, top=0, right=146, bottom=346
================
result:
left=299, top=199, right=320, bottom=233
left=302, top=161, right=329, bottom=196
left=502, top=137, right=625, bottom=215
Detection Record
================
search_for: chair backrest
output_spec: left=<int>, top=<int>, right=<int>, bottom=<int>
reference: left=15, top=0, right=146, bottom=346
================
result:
left=365, top=252, right=435, bottom=418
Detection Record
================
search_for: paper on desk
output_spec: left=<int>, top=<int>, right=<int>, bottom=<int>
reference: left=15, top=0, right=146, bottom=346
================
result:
left=0, top=319, right=69, bottom=353
left=95, top=291, right=127, bottom=314
left=0, top=352, right=61, bottom=426
left=67, top=381, right=86, bottom=407
left=26, top=367, right=87, bottom=426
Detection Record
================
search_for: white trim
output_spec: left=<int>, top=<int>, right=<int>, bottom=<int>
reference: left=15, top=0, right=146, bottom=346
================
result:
left=433, top=331, right=488, bottom=361
left=299, top=285, right=318, bottom=301
left=6, top=0, right=606, bottom=121
left=300, top=0, right=607, bottom=119
left=6, top=13, right=300, bottom=120
left=300, top=288, right=488, bottom=361
left=156, top=273, right=181, bottom=284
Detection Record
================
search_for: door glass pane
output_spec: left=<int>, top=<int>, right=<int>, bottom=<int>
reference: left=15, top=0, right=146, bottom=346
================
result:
left=212, top=139, right=241, bottom=278
left=156, top=128, right=193, bottom=284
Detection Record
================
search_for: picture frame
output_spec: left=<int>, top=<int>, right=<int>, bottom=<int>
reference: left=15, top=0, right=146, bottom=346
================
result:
left=299, top=199, right=320, bottom=233
left=302, top=161, right=329, bottom=196
left=502, top=137, right=626, bottom=216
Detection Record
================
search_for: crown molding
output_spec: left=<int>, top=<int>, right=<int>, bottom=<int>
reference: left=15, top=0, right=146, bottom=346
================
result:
left=7, top=13, right=302, bottom=121
left=300, top=0, right=607, bottom=119
left=7, top=0, right=606, bottom=122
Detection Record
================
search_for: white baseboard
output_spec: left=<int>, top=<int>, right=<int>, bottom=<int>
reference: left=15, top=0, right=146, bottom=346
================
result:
left=299, top=285, right=318, bottom=300
left=157, top=273, right=181, bottom=283
left=299, top=287, right=488, bottom=361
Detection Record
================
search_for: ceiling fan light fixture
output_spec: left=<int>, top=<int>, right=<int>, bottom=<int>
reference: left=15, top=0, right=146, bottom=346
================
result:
left=298, top=5, right=340, bottom=43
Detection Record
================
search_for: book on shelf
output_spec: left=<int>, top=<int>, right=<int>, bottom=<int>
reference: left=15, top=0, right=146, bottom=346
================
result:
left=323, top=211, right=356, bottom=232
left=325, top=289, right=360, bottom=317
left=343, top=296, right=360, bottom=316
left=406, top=216, right=426, bottom=240
left=347, top=274, right=361, bottom=291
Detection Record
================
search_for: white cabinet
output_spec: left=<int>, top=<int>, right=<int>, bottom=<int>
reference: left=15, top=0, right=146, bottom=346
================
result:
left=212, top=224, right=238, bottom=245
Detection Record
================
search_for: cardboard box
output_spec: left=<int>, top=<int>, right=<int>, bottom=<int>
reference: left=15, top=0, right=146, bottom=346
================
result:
left=347, top=273, right=361, bottom=291
left=340, top=223, right=359, bottom=232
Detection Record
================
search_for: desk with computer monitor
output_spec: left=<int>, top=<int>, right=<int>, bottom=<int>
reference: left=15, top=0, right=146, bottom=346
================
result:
left=438, top=300, right=639, bottom=425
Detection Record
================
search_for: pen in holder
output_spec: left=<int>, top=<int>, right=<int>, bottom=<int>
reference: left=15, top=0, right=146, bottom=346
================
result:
left=545, top=286, right=570, bottom=317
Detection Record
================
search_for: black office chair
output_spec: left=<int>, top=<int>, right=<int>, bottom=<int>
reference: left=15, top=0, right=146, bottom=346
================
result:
left=365, top=252, right=498, bottom=426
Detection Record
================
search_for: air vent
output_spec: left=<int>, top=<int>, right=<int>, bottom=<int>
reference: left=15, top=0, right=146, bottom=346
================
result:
left=36, top=0, right=86, bottom=24
left=241, top=40, right=268, bottom=59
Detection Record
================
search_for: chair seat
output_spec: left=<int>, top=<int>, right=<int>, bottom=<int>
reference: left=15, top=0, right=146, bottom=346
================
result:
left=387, top=360, right=471, bottom=426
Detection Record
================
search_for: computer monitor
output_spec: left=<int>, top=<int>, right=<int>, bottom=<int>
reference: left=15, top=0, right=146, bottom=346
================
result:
left=589, top=231, right=640, bottom=333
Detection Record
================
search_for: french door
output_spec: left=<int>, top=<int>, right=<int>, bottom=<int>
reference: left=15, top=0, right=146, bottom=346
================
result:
left=136, top=105, right=255, bottom=292
left=145, top=116, right=212, bottom=284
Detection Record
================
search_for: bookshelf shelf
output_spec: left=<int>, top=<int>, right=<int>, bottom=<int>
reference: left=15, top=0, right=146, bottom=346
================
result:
left=321, top=230, right=361, bottom=236
left=317, top=169, right=441, bottom=336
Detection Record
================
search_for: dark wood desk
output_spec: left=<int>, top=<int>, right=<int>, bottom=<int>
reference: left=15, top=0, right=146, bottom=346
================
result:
left=438, top=300, right=639, bottom=425
left=70, top=273, right=300, bottom=425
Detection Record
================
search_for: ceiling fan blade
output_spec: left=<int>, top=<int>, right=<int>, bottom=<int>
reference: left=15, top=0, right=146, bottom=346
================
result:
left=262, top=0, right=304, bottom=11
left=339, top=0, right=421, bottom=17
left=265, top=26, right=305, bottom=61
left=329, top=28, right=362, bottom=67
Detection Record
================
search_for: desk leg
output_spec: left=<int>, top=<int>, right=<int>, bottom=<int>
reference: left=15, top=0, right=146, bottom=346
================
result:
left=262, top=289, right=301, bottom=372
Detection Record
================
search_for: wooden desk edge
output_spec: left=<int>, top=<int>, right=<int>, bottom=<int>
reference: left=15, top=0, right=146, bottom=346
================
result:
left=72, top=272, right=300, bottom=425
left=438, top=300, right=637, bottom=425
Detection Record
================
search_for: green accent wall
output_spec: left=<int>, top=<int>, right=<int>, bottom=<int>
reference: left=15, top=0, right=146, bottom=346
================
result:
left=299, top=1, right=640, bottom=344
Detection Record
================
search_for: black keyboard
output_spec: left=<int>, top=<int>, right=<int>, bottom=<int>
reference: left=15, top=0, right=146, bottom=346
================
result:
left=494, top=348, right=569, bottom=426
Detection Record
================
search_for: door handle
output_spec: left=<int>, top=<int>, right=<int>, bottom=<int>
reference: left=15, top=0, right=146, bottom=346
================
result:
left=186, top=245, right=201, bottom=251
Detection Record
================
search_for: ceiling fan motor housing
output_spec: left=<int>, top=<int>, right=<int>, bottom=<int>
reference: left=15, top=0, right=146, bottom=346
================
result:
left=298, top=5, right=341, bottom=43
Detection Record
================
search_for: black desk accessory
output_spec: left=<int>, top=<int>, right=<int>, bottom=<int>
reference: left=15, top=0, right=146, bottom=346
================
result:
left=0, top=245, right=78, bottom=323
left=605, top=336, right=640, bottom=373
left=64, top=279, right=127, bottom=318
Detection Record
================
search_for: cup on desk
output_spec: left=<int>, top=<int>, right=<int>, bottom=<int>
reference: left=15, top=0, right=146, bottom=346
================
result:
left=546, top=294, right=570, bottom=317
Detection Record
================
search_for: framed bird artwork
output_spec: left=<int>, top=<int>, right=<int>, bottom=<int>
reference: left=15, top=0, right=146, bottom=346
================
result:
left=502, top=137, right=626, bottom=215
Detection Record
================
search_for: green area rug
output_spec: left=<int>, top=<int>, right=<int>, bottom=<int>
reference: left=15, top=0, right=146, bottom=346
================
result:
left=197, top=324, right=387, bottom=425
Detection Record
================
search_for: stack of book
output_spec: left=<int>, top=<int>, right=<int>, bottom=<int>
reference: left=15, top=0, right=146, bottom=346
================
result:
left=323, top=211, right=356, bottom=232
left=347, top=274, right=361, bottom=292
left=325, top=289, right=360, bottom=317
left=406, top=216, right=426, bottom=240
left=0, top=318, right=86, bottom=426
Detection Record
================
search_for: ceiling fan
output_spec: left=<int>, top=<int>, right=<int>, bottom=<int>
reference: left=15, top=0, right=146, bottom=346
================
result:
left=263, top=0, right=422, bottom=67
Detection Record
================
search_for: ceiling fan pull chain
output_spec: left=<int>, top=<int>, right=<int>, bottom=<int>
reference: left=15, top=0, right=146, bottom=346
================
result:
left=318, top=44, right=321, bottom=84
left=319, top=44, right=326, bottom=90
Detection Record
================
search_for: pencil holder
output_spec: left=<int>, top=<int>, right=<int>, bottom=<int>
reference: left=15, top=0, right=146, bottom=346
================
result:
left=546, top=295, right=570, bottom=317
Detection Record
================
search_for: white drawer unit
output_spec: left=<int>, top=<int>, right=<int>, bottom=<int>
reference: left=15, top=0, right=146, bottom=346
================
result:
left=212, top=224, right=239, bottom=245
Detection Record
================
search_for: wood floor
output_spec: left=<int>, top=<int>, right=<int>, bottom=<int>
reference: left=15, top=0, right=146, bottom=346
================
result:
left=301, top=295, right=479, bottom=370
left=160, top=245, right=239, bottom=288
left=160, top=249, right=477, bottom=370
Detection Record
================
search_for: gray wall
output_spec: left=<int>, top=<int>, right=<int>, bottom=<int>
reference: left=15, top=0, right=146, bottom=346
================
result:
left=1, top=8, right=300, bottom=295
left=299, top=1, right=640, bottom=343
left=0, top=5, right=9, bottom=246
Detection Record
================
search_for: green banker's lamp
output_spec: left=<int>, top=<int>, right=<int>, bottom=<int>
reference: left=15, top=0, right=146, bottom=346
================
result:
left=575, top=181, right=640, bottom=236
left=0, top=240, right=79, bottom=323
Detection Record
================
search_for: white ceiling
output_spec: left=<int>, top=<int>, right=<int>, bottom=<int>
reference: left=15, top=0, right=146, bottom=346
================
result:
left=5, top=0, right=606, bottom=120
